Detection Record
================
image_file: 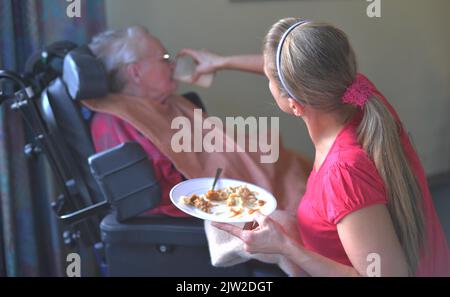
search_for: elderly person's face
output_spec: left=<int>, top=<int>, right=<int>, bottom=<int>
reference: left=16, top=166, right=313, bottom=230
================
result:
left=126, top=34, right=177, bottom=101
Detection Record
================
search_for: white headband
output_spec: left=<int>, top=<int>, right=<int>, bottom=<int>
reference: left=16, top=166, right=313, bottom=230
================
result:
left=275, top=20, right=310, bottom=103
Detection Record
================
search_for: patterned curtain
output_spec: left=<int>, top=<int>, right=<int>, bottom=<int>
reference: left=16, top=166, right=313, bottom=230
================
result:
left=0, top=0, right=105, bottom=276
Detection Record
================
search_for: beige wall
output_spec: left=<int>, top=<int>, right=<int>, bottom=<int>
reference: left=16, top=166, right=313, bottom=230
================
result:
left=105, top=0, right=450, bottom=175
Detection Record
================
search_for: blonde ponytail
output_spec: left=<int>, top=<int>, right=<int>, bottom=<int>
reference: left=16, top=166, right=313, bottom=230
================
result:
left=358, top=97, right=425, bottom=275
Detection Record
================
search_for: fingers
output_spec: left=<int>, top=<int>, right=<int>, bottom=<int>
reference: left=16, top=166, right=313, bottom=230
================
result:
left=177, top=48, right=200, bottom=61
left=211, top=222, right=246, bottom=241
left=253, top=211, right=269, bottom=226
left=177, top=48, right=192, bottom=57
left=191, top=71, right=202, bottom=83
left=212, top=223, right=259, bottom=254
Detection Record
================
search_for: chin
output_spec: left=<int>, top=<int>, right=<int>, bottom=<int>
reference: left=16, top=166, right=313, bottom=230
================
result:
left=276, top=102, right=293, bottom=114
left=171, top=81, right=179, bottom=92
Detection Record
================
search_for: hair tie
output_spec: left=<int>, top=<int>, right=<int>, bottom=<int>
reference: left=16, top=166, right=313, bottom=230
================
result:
left=342, top=74, right=374, bottom=108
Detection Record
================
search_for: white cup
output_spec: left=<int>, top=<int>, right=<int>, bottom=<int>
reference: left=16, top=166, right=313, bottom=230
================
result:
left=173, top=55, right=214, bottom=88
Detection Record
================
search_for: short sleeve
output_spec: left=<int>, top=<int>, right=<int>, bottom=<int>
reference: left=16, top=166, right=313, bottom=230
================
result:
left=324, top=161, right=388, bottom=225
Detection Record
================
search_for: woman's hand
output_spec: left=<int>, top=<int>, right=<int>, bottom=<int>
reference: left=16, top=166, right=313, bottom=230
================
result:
left=212, top=212, right=296, bottom=255
left=177, top=48, right=225, bottom=83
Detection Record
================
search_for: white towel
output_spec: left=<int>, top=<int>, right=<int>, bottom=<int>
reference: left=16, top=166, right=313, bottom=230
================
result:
left=204, top=210, right=306, bottom=276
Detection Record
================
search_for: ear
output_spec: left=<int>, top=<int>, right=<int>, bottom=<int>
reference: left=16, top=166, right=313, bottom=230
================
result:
left=126, top=63, right=141, bottom=84
left=288, top=98, right=305, bottom=117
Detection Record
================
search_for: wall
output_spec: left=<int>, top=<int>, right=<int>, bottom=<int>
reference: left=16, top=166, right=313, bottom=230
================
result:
left=105, top=0, right=450, bottom=175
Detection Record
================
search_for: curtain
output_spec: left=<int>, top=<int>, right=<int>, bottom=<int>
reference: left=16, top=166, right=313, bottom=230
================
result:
left=0, top=0, right=105, bottom=276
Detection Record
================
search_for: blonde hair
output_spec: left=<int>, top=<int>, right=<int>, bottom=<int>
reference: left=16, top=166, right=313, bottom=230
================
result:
left=264, top=18, right=425, bottom=275
left=89, top=26, right=150, bottom=92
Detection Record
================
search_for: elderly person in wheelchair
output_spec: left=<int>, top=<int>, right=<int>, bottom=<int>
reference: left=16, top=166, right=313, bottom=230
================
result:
left=87, top=26, right=194, bottom=218
left=85, top=25, right=309, bottom=215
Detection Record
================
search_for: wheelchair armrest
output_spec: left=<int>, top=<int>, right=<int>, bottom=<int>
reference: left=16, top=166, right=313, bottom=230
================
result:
left=89, top=142, right=161, bottom=222
left=100, top=213, right=207, bottom=247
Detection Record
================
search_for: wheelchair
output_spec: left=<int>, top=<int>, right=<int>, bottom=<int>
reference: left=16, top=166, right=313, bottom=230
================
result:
left=0, top=41, right=286, bottom=277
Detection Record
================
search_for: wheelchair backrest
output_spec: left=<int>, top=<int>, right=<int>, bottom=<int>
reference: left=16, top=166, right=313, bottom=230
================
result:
left=39, top=46, right=108, bottom=214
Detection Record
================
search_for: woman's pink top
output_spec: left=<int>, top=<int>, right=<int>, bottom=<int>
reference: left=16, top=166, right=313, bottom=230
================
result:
left=297, top=74, right=450, bottom=276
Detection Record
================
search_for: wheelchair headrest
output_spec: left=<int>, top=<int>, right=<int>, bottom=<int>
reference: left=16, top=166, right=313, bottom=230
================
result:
left=63, top=46, right=109, bottom=101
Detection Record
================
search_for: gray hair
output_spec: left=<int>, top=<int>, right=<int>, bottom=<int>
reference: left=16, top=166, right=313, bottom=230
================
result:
left=89, top=26, right=150, bottom=92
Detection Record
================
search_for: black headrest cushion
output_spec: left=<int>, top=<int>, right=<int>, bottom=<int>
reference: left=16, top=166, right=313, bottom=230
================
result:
left=63, top=46, right=109, bottom=101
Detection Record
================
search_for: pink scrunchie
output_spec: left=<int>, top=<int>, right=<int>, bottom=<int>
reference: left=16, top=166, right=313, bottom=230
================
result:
left=342, top=74, right=374, bottom=108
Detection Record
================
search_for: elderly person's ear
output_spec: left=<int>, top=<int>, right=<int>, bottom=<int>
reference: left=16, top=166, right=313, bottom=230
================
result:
left=126, top=63, right=142, bottom=84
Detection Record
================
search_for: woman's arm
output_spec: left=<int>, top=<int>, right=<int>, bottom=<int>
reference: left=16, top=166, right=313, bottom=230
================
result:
left=177, top=49, right=264, bottom=82
left=283, top=204, right=409, bottom=277
left=214, top=204, right=409, bottom=277
left=218, top=54, right=264, bottom=74
left=214, top=214, right=360, bottom=277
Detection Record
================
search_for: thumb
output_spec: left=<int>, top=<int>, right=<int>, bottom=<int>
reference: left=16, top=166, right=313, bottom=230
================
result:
left=177, top=48, right=200, bottom=61
left=253, top=211, right=269, bottom=226
left=190, top=70, right=202, bottom=83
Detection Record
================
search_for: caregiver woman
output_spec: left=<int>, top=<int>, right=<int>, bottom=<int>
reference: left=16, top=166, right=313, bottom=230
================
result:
left=180, top=18, right=450, bottom=276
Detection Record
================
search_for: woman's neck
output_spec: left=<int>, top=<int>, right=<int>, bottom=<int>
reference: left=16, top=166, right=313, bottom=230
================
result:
left=305, top=108, right=355, bottom=171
